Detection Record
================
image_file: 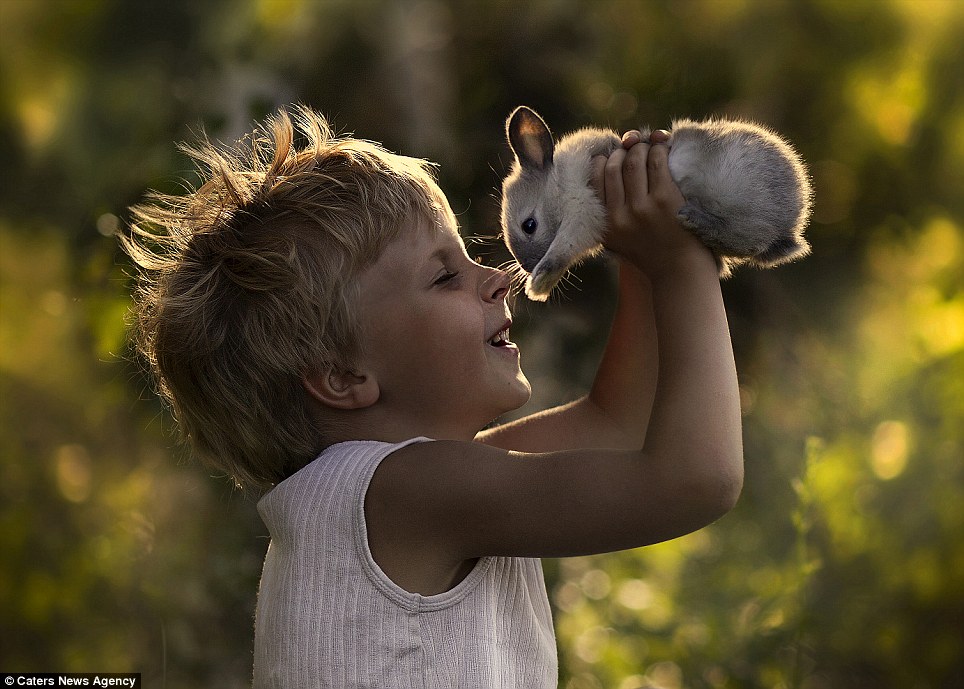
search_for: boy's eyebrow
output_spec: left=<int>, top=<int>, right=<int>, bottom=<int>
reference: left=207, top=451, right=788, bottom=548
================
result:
left=425, top=244, right=465, bottom=268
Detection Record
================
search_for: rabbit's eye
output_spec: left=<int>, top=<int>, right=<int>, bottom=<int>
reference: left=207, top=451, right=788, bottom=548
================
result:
left=521, top=218, right=538, bottom=235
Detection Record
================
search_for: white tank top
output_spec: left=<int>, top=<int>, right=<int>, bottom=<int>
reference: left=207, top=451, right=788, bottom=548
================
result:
left=253, top=438, right=558, bottom=688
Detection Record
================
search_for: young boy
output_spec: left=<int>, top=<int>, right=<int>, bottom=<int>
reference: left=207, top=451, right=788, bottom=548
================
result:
left=123, top=105, right=743, bottom=688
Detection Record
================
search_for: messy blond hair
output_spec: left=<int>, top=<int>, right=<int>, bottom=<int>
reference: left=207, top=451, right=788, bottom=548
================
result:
left=122, top=105, right=447, bottom=490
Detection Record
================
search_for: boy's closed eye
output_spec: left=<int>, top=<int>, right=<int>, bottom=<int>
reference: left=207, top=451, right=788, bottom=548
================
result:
left=432, top=270, right=460, bottom=287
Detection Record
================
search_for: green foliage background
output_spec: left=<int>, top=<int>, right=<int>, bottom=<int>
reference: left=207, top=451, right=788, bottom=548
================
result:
left=1, top=1, right=962, bottom=687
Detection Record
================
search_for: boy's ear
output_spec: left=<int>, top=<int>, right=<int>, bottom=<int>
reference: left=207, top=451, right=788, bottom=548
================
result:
left=302, top=367, right=379, bottom=410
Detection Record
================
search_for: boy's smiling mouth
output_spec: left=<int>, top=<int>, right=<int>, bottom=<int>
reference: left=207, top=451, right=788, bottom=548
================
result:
left=487, top=319, right=513, bottom=347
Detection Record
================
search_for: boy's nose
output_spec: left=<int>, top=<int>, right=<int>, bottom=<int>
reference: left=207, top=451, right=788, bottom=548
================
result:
left=480, top=268, right=511, bottom=303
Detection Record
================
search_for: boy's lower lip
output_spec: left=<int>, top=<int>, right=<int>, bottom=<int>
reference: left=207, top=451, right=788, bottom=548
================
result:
left=489, top=341, right=519, bottom=355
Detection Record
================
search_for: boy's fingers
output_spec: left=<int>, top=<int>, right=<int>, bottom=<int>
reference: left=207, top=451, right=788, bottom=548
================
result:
left=621, top=141, right=650, bottom=199
left=621, top=130, right=643, bottom=149
left=647, top=143, right=685, bottom=206
left=604, top=147, right=627, bottom=209
left=649, top=129, right=671, bottom=144
left=647, top=143, right=670, bottom=185
left=647, top=142, right=668, bottom=176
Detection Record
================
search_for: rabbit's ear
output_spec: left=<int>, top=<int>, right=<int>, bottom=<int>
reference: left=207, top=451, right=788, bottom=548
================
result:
left=506, top=106, right=554, bottom=170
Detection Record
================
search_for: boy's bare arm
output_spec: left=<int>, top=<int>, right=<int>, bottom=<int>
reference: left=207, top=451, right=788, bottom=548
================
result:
left=367, top=137, right=743, bottom=567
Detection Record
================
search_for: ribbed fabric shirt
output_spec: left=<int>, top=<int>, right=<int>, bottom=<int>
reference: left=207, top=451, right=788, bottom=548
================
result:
left=253, top=437, right=558, bottom=688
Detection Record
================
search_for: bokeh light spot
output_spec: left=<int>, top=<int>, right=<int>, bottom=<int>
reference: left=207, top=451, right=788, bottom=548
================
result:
left=871, top=420, right=910, bottom=480
left=55, top=444, right=92, bottom=503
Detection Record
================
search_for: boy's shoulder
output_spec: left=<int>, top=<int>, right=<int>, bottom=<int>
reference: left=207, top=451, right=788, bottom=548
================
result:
left=366, top=438, right=499, bottom=595
left=261, top=437, right=434, bottom=515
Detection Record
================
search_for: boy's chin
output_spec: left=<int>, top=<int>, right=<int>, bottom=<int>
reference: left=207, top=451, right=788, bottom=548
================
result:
left=505, top=375, right=532, bottom=411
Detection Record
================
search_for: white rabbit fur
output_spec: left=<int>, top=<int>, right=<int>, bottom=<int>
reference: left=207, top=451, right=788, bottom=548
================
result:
left=501, top=106, right=813, bottom=300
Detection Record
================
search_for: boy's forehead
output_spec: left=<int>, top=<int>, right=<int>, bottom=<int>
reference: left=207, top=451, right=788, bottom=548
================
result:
left=356, top=212, right=463, bottom=294
left=431, top=213, right=465, bottom=249
left=407, top=208, right=466, bottom=256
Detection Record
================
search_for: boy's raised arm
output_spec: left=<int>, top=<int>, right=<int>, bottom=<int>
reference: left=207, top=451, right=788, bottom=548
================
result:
left=368, top=135, right=743, bottom=571
left=598, top=131, right=744, bottom=509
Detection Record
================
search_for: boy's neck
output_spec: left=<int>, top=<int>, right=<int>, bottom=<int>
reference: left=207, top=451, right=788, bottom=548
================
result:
left=317, top=405, right=478, bottom=446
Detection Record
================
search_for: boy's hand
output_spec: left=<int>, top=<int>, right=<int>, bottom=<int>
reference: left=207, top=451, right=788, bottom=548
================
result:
left=591, top=130, right=711, bottom=279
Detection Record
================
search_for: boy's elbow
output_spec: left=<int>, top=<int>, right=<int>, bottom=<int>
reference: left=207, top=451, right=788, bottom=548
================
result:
left=719, top=461, right=744, bottom=514
left=708, top=449, right=744, bottom=517
left=685, top=448, right=743, bottom=524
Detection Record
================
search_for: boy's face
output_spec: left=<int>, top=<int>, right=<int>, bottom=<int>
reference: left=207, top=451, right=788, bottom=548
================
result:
left=353, top=210, right=531, bottom=438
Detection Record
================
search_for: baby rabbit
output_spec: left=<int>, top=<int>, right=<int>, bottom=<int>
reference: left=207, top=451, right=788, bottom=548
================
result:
left=501, top=106, right=813, bottom=300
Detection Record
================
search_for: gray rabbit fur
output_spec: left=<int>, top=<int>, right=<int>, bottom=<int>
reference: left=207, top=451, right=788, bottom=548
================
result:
left=501, top=106, right=813, bottom=300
